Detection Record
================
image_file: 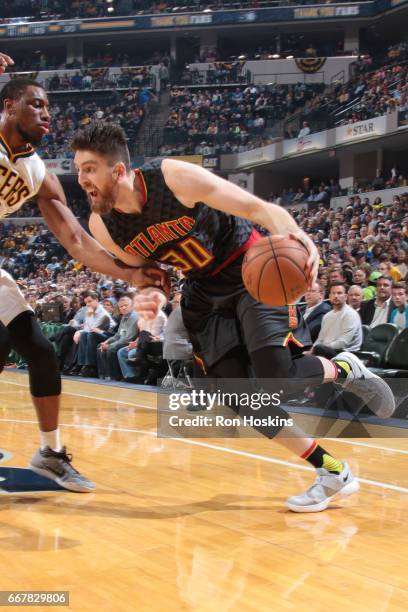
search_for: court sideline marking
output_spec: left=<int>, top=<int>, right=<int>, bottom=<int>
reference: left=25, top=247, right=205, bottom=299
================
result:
left=0, top=416, right=407, bottom=494
left=2, top=378, right=408, bottom=457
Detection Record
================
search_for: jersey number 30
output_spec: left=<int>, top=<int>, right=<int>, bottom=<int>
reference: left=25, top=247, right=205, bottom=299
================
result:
left=159, top=237, right=214, bottom=272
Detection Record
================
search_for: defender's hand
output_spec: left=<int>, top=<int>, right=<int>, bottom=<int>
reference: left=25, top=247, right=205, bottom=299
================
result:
left=134, top=289, right=167, bottom=320
left=130, top=265, right=170, bottom=296
left=0, top=53, right=14, bottom=75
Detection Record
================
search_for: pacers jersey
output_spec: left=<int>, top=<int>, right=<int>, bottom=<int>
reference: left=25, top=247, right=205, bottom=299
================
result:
left=102, top=158, right=255, bottom=278
left=0, top=134, right=45, bottom=219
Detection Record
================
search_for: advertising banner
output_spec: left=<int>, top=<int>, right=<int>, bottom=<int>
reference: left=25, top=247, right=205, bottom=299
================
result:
left=283, top=131, right=327, bottom=156
left=335, top=116, right=388, bottom=144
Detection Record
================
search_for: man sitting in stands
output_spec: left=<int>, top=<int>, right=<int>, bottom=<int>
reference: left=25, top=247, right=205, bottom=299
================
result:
left=117, top=299, right=167, bottom=384
left=311, top=282, right=362, bottom=359
left=97, top=294, right=139, bottom=380
left=389, top=282, right=408, bottom=331
left=302, top=280, right=331, bottom=343
left=359, top=276, right=393, bottom=327
left=68, top=291, right=113, bottom=377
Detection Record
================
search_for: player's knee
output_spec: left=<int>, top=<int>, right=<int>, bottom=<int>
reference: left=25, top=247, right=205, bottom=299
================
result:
left=23, top=334, right=56, bottom=366
left=250, top=346, right=292, bottom=380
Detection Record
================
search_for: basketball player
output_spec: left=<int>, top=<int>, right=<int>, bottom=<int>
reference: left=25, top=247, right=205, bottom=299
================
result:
left=0, top=74, right=165, bottom=491
left=70, top=122, right=395, bottom=512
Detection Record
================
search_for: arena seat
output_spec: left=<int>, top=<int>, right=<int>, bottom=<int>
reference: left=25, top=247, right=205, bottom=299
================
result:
left=353, top=323, right=399, bottom=367
left=370, top=328, right=408, bottom=378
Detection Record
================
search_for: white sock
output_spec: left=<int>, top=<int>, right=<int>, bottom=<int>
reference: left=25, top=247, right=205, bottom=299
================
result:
left=40, top=428, right=62, bottom=452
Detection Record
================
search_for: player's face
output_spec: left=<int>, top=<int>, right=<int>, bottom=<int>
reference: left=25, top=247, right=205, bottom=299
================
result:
left=74, top=150, right=119, bottom=215
left=13, top=86, right=50, bottom=146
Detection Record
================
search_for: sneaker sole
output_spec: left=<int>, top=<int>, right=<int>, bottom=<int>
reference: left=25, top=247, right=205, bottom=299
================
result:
left=285, top=478, right=360, bottom=513
left=28, top=464, right=95, bottom=493
left=336, top=352, right=396, bottom=418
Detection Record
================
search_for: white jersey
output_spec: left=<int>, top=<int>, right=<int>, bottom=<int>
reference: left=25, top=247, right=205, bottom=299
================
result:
left=0, top=133, right=46, bottom=219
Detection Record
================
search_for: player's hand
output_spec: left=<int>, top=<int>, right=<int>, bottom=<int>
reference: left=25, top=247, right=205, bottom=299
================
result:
left=0, top=53, right=14, bottom=75
left=134, top=289, right=167, bottom=320
left=130, top=265, right=171, bottom=296
left=73, top=330, right=81, bottom=344
left=289, top=231, right=319, bottom=286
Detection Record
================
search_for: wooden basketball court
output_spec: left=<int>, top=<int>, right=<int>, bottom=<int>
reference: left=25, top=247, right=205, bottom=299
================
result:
left=0, top=370, right=407, bottom=611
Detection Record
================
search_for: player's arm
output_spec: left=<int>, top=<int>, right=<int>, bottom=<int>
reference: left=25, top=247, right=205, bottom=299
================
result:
left=36, top=172, right=167, bottom=289
left=162, top=158, right=318, bottom=282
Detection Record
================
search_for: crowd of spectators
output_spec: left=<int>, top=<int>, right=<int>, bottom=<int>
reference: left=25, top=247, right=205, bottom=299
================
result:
left=0, top=222, right=68, bottom=279
left=35, top=90, right=146, bottom=159
left=166, top=50, right=408, bottom=152
left=271, top=170, right=408, bottom=207
left=7, top=198, right=89, bottom=220
left=163, top=83, right=323, bottom=150
left=2, top=35, right=407, bottom=159
left=45, top=67, right=152, bottom=92
left=330, top=61, right=408, bottom=127
left=180, top=61, right=248, bottom=86
left=283, top=52, right=408, bottom=138
left=8, top=50, right=169, bottom=73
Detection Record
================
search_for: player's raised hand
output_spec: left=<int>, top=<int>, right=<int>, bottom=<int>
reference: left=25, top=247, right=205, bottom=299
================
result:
left=0, top=53, right=14, bottom=75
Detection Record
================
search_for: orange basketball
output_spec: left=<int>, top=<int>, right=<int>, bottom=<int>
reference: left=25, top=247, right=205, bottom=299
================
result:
left=242, top=236, right=309, bottom=306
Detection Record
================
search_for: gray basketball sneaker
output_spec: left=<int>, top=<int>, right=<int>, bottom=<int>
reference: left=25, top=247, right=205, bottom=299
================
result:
left=333, top=351, right=396, bottom=418
left=29, top=446, right=95, bottom=493
left=286, top=461, right=359, bottom=513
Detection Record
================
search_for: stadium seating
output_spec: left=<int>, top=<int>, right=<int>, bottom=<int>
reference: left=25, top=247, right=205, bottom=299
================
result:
left=353, top=323, right=400, bottom=367
left=371, top=329, right=408, bottom=377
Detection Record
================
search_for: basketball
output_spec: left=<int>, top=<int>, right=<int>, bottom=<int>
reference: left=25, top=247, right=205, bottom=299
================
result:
left=242, top=236, right=309, bottom=306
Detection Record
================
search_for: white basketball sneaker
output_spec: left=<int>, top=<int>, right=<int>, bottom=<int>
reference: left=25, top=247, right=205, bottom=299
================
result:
left=285, top=461, right=359, bottom=513
left=333, top=352, right=396, bottom=418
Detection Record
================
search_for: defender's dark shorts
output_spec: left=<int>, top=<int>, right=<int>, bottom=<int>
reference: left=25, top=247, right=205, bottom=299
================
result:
left=181, top=255, right=311, bottom=371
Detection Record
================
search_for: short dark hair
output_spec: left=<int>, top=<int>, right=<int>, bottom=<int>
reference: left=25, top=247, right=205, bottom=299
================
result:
left=71, top=121, right=131, bottom=171
left=119, top=292, right=135, bottom=301
left=83, top=290, right=99, bottom=300
left=392, top=282, right=406, bottom=291
left=0, top=78, right=44, bottom=109
left=377, top=275, right=392, bottom=285
left=329, top=281, right=347, bottom=292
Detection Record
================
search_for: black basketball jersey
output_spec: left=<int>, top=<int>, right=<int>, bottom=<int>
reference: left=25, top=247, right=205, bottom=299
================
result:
left=102, top=158, right=256, bottom=278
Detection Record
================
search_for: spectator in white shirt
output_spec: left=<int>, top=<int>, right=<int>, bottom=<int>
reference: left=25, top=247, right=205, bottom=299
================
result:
left=298, top=121, right=310, bottom=138
left=312, top=282, right=362, bottom=358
